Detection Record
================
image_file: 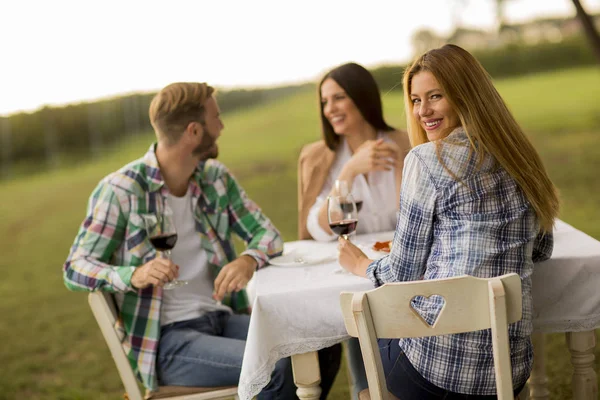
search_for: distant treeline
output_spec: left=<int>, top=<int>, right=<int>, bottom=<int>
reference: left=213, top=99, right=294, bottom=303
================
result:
left=0, top=84, right=311, bottom=179
left=371, top=35, right=597, bottom=93
left=0, top=35, right=596, bottom=180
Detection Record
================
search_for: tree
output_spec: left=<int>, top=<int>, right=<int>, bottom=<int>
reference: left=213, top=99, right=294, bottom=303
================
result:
left=411, top=29, right=444, bottom=57
left=495, top=0, right=507, bottom=31
left=571, top=0, right=600, bottom=64
left=493, top=0, right=600, bottom=64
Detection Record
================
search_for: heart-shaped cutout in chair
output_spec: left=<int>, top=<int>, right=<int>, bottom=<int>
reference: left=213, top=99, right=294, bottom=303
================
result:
left=409, top=294, right=446, bottom=328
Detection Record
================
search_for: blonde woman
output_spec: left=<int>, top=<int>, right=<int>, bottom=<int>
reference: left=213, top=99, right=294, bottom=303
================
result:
left=338, top=45, right=559, bottom=399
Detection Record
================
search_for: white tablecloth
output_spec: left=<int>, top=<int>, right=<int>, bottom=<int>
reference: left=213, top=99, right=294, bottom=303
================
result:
left=532, top=219, right=600, bottom=332
left=238, top=219, right=600, bottom=400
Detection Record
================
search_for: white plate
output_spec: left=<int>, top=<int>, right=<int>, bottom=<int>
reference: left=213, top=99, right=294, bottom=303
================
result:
left=269, top=250, right=337, bottom=267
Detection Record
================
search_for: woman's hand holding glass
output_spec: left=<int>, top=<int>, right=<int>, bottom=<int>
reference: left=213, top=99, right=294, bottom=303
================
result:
left=337, top=236, right=372, bottom=277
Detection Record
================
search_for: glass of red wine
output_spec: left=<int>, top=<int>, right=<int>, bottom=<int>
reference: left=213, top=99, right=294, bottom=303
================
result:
left=334, top=179, right=362, bottom=213
left=327, top=195, right=358, bottom=241
left=142, top=212, right=188, bottom=290
left=354, top=199, right=363, bottom=213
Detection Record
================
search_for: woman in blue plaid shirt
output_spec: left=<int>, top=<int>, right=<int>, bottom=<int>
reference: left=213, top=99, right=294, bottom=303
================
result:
left=338, top=44, right=559, bottom=399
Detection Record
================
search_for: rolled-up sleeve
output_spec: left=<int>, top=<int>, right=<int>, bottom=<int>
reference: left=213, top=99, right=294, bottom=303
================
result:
left=63, top=181, right=136, bottom=293
left=532, top=230, right=554, bottom=263
left=224, top=169, right=284, bottom=269
left=367, top=151, right=437, bottom=286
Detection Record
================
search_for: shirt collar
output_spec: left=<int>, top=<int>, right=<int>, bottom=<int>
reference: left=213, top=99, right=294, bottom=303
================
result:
left=447, top=126, right=466, bottom=139
left=141, top=143, right=215, bottom=193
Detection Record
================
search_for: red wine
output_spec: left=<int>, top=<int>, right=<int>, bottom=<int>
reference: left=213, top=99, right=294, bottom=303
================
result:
left=150, top=233, right=178, bottom=251
left=340, top=201, right=363, bottom=213
left=329, top=220, right=358, bottom=236
left=355, top=200, right=363, bottom=213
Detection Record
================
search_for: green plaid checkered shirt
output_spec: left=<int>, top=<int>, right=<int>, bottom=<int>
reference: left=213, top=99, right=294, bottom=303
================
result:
left=63, top=144, right=283, bottom=390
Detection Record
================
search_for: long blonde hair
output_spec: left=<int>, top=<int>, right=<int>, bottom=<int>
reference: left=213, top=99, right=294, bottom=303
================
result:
left=403, top=44, right=559, bottom=232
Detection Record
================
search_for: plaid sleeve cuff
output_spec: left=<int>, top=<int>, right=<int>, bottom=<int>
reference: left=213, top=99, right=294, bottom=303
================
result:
left=241, top=249, right=270, bottom=270
left=366, top=258, right=385, bottom=287
left=118, top=266, right=138, bottom=292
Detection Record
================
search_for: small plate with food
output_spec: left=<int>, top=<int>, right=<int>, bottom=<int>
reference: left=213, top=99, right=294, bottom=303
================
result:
left=372, top=240, right=392, bottom=253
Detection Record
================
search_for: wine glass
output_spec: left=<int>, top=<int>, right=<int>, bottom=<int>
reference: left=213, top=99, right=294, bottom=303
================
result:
left=327, top=195, right=358, bottom=241
left=334, top=179, right=362, bottom=213
left=142, top=212, right=188, bottom=290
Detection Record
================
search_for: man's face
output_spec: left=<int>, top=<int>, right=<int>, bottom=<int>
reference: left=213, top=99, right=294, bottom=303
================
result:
left=193, top=96, right=224, bottom=160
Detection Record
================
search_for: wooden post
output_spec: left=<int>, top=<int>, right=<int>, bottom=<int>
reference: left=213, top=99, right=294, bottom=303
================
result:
left=43, top=109, right=59, bottom=168
left=0, top=117, right=12, bottom=179
left=128, top=95, right=142, bottom=135
left=87, top=103, right=102, bottom=158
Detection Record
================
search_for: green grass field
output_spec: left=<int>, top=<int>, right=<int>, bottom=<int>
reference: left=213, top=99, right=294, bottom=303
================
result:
left=1, top=66, right=599, bottom=400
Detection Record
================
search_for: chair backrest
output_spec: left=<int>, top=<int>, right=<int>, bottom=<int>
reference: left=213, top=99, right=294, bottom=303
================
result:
left=88, top=292, right=240, bottom=400
left=339, top=273, right=522, bottom=400
left=88, top=291, right=145, bottom=400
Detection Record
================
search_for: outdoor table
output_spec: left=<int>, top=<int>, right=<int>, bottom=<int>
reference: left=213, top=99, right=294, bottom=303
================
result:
left=238, top=219, right=600, bottom=400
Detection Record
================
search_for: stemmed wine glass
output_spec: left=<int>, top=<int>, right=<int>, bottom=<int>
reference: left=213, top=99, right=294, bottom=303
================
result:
left=327, top=195, right=359, bottom=241
left=334, top=179, right=363, bottom=213
left=142, top=211, right=188, bottom=290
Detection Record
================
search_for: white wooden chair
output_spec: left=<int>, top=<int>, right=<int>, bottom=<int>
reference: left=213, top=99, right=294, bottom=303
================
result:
left=88, top=291, right=239, bottom=400
left=339, top=273, right=529, bottom=400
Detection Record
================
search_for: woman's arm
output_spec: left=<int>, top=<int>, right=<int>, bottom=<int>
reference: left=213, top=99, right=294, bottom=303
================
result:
left=532, top=229, right=554, bottom=263
left=314, top=161, right=359, bottom=235
left=366, top=151, right=437, bottom=286
left=389, top=129, right=412, bottom=205
left=314, top=139, right=399, bottom=235
left=307, top=177, right=338, bottom=241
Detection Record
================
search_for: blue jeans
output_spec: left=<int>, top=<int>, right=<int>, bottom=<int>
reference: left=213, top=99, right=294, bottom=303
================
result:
left=378, top=339, right=526, bottom=399
left=157, top=311, right=296, bottom=400
left=345, top=338, right=368, bottom=400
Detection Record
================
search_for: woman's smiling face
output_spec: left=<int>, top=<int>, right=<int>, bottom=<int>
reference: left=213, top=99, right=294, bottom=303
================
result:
left=410, top=71, right=461, bottom=141
left=320, top=78, right=365, bottom=135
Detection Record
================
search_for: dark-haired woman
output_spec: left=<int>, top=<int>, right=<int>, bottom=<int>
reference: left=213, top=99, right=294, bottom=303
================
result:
left=298, top=62, right=411, bottom=242
left=297, top=62, right=411, bottom=399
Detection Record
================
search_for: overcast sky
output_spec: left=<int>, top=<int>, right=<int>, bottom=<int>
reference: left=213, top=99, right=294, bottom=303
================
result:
left=1, top=0, right=598, bottom=115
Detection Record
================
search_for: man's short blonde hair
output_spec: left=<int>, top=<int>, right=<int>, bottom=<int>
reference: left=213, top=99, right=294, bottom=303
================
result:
left=149, top=82, right=215, bottom=144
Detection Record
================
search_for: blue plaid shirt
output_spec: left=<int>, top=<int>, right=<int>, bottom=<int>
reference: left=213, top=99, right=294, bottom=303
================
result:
left=367, top=128, right=553, bottom=395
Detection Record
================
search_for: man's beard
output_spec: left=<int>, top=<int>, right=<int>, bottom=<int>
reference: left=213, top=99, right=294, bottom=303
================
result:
left=192, top=127, right=219, bottom=160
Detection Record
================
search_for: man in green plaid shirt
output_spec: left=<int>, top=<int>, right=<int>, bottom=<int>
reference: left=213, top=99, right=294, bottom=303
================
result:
left=63, top=82, right=296, bottom=399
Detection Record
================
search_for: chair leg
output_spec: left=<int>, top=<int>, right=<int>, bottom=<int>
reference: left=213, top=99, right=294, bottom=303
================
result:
left=529, top=333, right=549, bottom=400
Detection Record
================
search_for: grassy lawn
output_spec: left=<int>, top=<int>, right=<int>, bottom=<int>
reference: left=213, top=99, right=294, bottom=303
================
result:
left=0, top=66, right=599, bottom=399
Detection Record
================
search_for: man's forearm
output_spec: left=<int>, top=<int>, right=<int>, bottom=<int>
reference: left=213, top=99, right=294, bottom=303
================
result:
left=63, top=253, right=136, bottom=293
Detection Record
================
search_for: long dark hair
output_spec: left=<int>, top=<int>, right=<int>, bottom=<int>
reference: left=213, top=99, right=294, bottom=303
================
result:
left=319, top=62, right=394, bottom=150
